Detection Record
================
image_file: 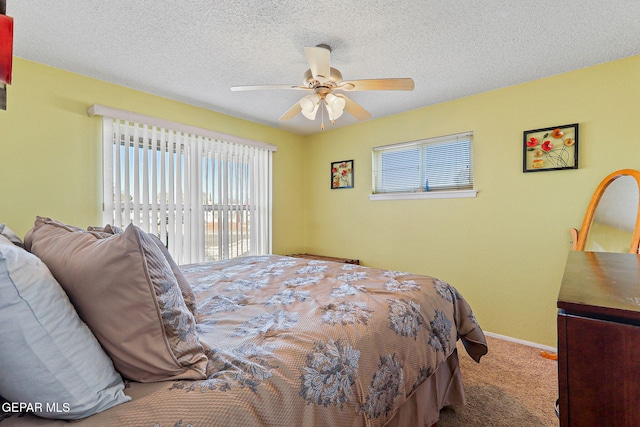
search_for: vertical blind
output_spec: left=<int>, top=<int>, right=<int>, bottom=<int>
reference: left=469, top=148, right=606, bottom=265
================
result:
left=98, top=111, right=275, bottom=265
left=372, top=131, right=473, bottom=193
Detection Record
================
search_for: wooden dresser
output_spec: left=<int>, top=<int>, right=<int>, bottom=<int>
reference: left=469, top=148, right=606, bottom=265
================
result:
left=557, top=251, right=640, bottom=426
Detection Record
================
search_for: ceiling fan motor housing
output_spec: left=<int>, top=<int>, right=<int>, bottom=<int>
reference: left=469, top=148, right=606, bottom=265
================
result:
left=303, top=67, right=343, bottom=88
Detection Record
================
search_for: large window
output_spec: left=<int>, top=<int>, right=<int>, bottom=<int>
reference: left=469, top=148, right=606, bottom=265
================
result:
left=92, top=105, right=276, bottom=265
left=371, top=132, right=474, bottom=199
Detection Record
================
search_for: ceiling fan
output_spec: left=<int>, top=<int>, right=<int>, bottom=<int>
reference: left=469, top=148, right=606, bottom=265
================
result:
left=231, top=44, right=415, bottom=129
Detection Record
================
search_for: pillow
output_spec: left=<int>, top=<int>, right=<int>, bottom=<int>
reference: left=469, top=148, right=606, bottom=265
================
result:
left=0, top=224, right=24, bottom=248
left=25, top=217, right=207, bottom=383
left=88, top=223, right=123, bottom=234
left=88, top=224, right=198, bottom=315
left=151, top=234, right=199, bottom=315
left=0, top=235, right=130, bottom=420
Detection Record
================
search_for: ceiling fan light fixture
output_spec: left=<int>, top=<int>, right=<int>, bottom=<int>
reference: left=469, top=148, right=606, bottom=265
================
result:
left=300, top=93, right=321, bottom=120
left=325, top=93, right=345, bottom=120
left=326, top=107, right=342, bottom=122
left=300, top=93, right=319, bottom=111
left=302, top=104, right=319, bottom=120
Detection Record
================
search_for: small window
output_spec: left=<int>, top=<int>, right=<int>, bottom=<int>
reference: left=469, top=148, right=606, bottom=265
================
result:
left=372, top=132, right=473, bottom=195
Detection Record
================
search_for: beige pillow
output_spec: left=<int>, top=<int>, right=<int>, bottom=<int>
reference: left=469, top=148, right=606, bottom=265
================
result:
left=25, top=217, right=207, bottom=383
left=88, top=224, right=197, bottom=316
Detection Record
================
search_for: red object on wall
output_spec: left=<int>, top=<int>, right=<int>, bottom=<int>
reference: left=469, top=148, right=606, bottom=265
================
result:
left=0, top=14, right=13, bottom=84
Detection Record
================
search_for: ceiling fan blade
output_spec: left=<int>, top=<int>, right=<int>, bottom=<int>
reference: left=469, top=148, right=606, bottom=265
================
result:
left=304, top=46, right=331, bottom=80
left=334, top=94, right=372, bottom=121
left=279, top=101, right=302, bottom=121
left=231, top=84, right=309, bottom=91
left=338, top=78, right=415, bottom=91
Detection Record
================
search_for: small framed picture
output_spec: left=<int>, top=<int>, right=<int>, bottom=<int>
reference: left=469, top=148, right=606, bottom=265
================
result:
left=523, top=123, right=579, bottom=172
left=331, top=160, right=354, bottom=189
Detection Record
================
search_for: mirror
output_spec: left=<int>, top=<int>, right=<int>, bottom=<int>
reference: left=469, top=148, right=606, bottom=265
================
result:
left=571, top=169, right=640, bottom=253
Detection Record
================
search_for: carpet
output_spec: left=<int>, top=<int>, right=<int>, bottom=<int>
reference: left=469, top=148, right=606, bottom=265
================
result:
left=437, top=335, right=558, bottom=427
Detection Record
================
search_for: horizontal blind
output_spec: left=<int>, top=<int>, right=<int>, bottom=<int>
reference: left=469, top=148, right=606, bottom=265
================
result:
left=101, top=116, right=273, bottom=264
left=372, top=131, right=473, bottom=193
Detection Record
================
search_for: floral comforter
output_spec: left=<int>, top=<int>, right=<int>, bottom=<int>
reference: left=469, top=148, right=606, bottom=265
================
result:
left=1, top=255, right=487, bottom=427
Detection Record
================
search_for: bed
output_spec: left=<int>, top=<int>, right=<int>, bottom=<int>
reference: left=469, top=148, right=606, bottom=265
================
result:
left=0, top=218, right=487, bottom=427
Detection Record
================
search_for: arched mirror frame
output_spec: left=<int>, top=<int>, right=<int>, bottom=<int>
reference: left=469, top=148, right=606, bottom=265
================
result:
left=571, top=168, right=640, bottom=254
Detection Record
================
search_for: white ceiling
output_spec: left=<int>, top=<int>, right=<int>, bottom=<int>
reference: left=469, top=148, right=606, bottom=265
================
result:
left=8, top=1, right=640, bottom=135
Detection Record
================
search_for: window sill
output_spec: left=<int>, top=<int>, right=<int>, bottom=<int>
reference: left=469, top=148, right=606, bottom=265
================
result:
left=368, top=189, right=478, bottom=201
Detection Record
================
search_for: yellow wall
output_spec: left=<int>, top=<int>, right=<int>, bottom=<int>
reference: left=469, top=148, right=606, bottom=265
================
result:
left=2, top=56, right=639, bottom=348
left=302, top=55, right=640, bottom=347
left=0, top=58, right=307, bottom=256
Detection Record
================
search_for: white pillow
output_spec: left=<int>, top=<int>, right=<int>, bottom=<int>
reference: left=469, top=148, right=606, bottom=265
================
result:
left=0, top=235, right=130, bottom=420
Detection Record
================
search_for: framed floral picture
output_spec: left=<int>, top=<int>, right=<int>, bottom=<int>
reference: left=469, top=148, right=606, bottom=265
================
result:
left=523, top=123, right=579, bottom=172
left=331, top=160, right=354, bottom=189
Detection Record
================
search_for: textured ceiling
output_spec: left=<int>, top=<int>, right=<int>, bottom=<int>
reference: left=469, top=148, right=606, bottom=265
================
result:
left=8, top=1, right=640, bottom=135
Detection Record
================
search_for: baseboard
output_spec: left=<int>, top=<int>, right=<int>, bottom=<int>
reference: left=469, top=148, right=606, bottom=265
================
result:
left=484, top=331, right=557, bottom=353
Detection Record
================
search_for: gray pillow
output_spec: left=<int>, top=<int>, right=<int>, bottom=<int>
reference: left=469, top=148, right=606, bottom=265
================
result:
left=0, top=235, right=130, bottom=420
left=0, top=224, right=24, bottom=248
